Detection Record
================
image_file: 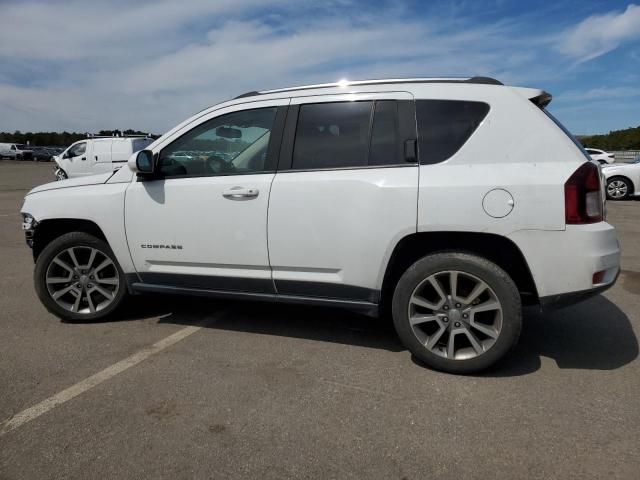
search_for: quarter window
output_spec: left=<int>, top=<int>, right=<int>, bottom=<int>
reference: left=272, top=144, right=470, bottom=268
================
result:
left=416, top=100, right=490, bottom=164
left=159, top=107, right=278, bottom=177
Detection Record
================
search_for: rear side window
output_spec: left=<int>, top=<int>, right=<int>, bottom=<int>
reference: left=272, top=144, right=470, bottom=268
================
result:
left=292, top=101, right=372, bottom=170
left=416, top=100, right=489, bottom=164
left=291, top=100, right=405, bottom=170
left=369, top=101, right=400, bottom=166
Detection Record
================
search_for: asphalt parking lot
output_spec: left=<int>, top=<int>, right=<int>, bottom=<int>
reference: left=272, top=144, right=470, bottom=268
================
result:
left=0, top=160, right=639, bottom=479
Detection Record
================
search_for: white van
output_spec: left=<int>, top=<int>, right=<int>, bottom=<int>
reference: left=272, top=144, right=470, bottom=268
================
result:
left=54, top=136, right=153, bottom=180
left=0, top=143, right=34, bottom=160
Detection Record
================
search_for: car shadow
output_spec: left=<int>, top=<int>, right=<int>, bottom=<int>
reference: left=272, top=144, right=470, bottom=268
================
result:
left=108, top=293, right=637, bottom=375
left=473, top=294, right=638, bottom=377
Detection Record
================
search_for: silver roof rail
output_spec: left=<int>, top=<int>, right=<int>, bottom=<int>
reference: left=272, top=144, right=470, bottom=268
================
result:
left=234, top=76, right=503, bottom=99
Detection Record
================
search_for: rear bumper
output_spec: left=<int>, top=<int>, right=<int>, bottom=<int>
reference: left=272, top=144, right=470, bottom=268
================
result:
left=508, top=222, right=620, bottom=301
left=539, top=268, right=619, bottom=311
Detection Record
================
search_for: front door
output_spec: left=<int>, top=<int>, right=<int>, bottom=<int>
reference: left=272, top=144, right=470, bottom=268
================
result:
left=66, top=141, right=91, bottom=177
left=124, top=99, right=288, bottom=293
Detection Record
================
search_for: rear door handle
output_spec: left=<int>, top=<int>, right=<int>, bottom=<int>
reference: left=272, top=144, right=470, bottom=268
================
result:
left=222, top=187, right=259, bottom=199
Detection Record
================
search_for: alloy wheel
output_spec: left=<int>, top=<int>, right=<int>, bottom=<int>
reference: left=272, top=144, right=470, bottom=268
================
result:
left=45, top=246, right=120, bottom=314
left=607, top=180, right=628, bottom=199
left=407, top=270, right=503, bottom=360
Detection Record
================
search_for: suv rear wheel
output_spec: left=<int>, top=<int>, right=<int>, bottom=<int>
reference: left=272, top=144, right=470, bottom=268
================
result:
left=34, top=232, right=127, bottom=322
left=392, top=252, right=521, bottom=373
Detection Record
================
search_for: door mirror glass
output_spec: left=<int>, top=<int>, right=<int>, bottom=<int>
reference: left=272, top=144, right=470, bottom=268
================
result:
left=135, top=150, right=154, bottom=173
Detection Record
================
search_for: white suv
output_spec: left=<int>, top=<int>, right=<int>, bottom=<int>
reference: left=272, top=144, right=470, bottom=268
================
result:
left=20, top=77, right=620, bottom=373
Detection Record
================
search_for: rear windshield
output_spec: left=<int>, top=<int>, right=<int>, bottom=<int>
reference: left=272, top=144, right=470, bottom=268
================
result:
left=542, top=109, right=591, bottom=161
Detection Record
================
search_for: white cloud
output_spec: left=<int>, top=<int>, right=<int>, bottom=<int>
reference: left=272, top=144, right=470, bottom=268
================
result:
left=0, top=1, right=638, bottom=134
left=557, top=4, right=640, bottom=62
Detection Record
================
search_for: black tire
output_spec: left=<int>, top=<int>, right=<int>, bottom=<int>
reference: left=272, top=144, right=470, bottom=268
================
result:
left=55, top=169, right=68, bottom=181
left=606, top=177, right=632, bottom=200
left=392, top=252, right=522, bottom=374
left=34, top=232, right=127, bottom=322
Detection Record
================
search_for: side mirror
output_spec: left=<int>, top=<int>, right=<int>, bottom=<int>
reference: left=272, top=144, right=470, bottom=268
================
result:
left=62, top=151, right=70, bottom=159
left=129, top=150, right=155, bottom=175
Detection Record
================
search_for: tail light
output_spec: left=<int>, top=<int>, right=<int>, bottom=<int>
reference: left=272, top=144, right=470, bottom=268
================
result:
left=565, top=162, right=603, bottom=224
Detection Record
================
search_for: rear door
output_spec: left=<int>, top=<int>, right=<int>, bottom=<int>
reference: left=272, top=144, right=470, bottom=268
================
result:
left=267, top=92, right=418, bottom=303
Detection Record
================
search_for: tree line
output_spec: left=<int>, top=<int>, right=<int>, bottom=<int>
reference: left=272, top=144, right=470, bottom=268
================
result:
left=0, top=130, right=159, bottom=147
left=577, top=126, right=640, bottom=151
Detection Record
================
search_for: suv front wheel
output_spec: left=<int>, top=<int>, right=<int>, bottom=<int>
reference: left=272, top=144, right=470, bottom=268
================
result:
left=34, top=232, right=127, bottom=322
left=392, top=252, right=521, bottom=374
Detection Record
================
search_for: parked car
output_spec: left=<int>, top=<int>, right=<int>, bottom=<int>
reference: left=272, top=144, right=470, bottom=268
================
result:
left=602, top=157, right=640, bottom=200
left=0, top=143, right=33, bottom=160
left=30, top=146, right=54, bottom=162
left=20, top=76, right=620, bottom=373
left=53, top=136, right=154, bottom=180
left=585, top=148, right=615, bottom=164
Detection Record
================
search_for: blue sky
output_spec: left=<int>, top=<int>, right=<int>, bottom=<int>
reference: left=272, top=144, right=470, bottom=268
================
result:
left=0, top=0, right=638, bottom=135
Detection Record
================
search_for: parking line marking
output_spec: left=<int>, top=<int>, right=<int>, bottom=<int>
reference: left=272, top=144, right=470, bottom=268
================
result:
left=0, top=324, right=207, bottom=436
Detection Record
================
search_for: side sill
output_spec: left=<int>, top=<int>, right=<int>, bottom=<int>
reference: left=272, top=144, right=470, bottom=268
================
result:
left=130, top=283, right=380, bottom=317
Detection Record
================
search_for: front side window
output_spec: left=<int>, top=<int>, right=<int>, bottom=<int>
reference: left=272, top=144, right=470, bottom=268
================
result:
left=68, top=142, right=86, bottom=157
left=416, top=100, right=490, bottom=164
left=159, top=107, right=277, bottom=177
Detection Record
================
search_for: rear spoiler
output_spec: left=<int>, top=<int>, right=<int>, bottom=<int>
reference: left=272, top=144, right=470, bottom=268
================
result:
left=511, top=87, right=552, bottom=108
left=530, top=91, right=552, bottom=107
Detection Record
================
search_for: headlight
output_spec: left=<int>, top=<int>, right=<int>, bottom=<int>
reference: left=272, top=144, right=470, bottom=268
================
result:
left=22, top=213, right=36, bottom=230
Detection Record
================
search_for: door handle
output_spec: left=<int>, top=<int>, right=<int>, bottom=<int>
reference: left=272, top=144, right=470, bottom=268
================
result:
left=81, top=157, right=86, bottom=161
left=222, top=187, right=259, bottom=199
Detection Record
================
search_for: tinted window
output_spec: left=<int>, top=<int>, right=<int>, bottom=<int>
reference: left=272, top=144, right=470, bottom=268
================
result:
left=369, top=100, right=400, bottom=165
left=416, top=100, right=489, bottom=164
left=292, top=101, right=372, bottom=169
left=159, top=107, right=277, bottom=177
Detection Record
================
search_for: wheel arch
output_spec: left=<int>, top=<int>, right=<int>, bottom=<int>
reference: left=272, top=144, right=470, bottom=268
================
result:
left=32, top=218, right=108, bottom=261
left=380, top=231, right=539, bottom=314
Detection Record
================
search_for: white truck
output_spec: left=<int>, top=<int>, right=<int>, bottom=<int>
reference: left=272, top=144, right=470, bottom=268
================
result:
left=54, top=136, right=153, bottom=180
left=20, top=77, right=620, bottom=373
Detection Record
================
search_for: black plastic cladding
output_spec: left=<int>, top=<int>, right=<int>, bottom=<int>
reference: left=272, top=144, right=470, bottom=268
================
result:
left=233, top=76, right=504, bottom=99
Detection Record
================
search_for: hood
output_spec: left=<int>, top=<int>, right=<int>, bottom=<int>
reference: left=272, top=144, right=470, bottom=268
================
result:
left=27, top=172, right=115, bottom=195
